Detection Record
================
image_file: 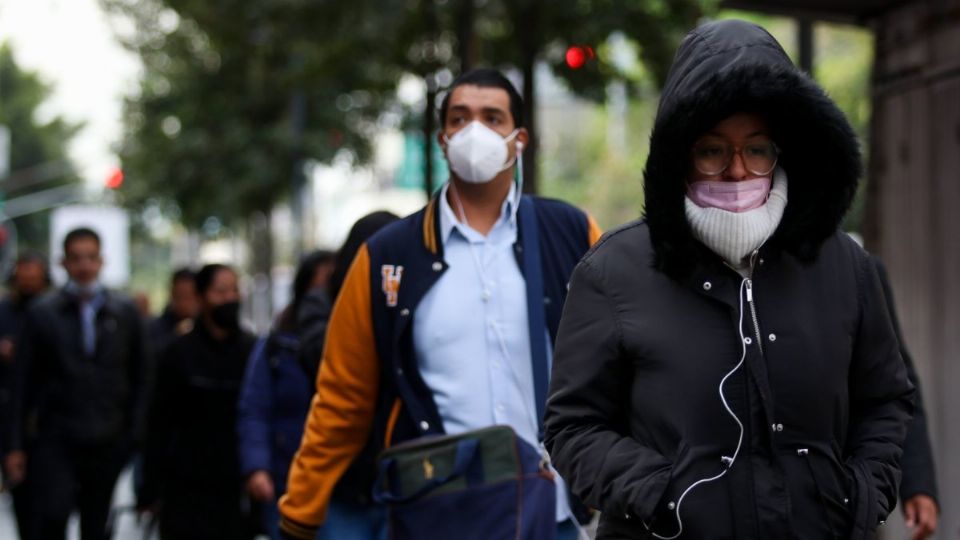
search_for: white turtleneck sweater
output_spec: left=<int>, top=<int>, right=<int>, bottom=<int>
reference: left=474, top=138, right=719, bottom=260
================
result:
left=684, top=168, right=788, bottom=276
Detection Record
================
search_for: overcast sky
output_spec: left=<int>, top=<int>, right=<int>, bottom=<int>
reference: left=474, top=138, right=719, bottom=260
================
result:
left=0, top=0, right=140, bottom=186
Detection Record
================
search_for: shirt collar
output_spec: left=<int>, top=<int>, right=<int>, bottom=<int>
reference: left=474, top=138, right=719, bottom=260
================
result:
left=438, top=181, right=518, bottom=244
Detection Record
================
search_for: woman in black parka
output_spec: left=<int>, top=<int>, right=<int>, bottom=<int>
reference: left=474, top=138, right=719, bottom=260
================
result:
left=544, top=20, right=914, bottom=540
left=139, top=264, right=259, bottom=539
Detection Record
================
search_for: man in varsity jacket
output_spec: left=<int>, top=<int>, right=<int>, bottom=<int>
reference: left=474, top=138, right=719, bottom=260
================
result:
left=279, top=68, right=602, bottom=540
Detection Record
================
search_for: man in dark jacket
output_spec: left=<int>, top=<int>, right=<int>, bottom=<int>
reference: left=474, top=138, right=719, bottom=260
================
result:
left=545, top=20, right=914, bottom=540
left=0, top=252, right=51, bottom=539
left=4, top=228, right=147, bottom=540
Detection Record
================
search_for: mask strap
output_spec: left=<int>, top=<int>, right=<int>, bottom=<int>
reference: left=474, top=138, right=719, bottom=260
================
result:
left=498, top=129, right=522, bottom=172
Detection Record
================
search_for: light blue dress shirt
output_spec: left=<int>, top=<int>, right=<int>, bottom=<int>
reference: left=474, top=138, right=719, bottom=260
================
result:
left=412, top=183, right=571, bottom=523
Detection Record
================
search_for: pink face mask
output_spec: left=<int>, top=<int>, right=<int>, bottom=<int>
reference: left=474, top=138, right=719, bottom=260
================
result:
left=687, top=176, right=772, bottom=213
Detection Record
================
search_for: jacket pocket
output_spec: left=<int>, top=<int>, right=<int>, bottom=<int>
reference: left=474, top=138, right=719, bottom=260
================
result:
left=644, top=443, right=734, bottom=539
left=787, top=447, right=853, bottom=540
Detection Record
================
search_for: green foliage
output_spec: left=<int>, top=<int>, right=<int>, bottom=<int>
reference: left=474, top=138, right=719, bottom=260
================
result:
left=0, top=43, right=82, bottom=251
left=539, top=89, right=655, bottom=229
left=541, top=11, right=874, bottom=232
left=106, top=0, right=706, bottom=228
left=104, top=0, right=402, bottom=228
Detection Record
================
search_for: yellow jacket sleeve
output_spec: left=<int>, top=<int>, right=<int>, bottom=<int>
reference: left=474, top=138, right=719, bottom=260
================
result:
left=587, top=214, right=603, bottom=246
left=279, top=244, right=380, bottom=538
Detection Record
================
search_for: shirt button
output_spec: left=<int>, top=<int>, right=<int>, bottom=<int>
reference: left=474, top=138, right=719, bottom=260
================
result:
left=432, top=261, right=443, bottom=272
left=419, top=421, right=430, bottom=431
left=702, top=281, right=712, bottom=291
left=768, top=333, right=777, bottom=342
left=400, top=308, right=410, bottom=317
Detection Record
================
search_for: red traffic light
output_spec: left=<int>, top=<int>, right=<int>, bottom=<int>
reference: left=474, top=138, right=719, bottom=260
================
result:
left=106, top=167, right=124, bottom=189
left=565, top=45, right=595, bottom=69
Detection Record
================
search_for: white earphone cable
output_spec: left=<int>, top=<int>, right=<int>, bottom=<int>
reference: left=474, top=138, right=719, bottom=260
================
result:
left=648, top=278, right=749, bottom=540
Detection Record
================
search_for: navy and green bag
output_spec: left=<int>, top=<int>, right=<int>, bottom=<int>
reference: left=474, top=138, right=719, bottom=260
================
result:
left=372, top=425, right=557, bottom=540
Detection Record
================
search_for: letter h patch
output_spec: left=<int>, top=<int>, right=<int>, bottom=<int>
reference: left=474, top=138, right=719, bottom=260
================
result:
left=381, top=265, right=404, bottom=308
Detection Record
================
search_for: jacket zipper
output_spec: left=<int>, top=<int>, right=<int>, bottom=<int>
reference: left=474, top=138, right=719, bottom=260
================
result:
left=746, top=251, right=764, bottom=356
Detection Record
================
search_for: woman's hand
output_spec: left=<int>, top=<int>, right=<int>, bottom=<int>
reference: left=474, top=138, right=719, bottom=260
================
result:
left=246, top=470, right=275, bottom=502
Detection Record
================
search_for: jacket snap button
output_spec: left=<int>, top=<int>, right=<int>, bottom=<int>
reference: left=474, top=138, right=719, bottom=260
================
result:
left=432, top=261, right=443, bottom=272
left=776, top=423, right=784, bottom=432
left=843, top=498, right=849, bottom=505
left=624, top=513, right=631, bottom=520
left=400, top=308, right=410, bottom=317
left=702, top=281, right=712, bottom=291
left=667, top=501, right=676, bottom=511
left=419, top=421, right=430, bottom=431
left=768, top=333, right=777, bottom=342
left=744, top=337, right=753, bottom=345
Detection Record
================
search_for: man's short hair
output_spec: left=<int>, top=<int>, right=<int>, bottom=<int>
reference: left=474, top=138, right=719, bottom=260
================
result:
left=439, top=68, right=524, bottom=129
left=170, top=267, right=196, bottom=287
left=7, top=251, right=51, bottom=285
left=63, top=227, right=101, bottom=254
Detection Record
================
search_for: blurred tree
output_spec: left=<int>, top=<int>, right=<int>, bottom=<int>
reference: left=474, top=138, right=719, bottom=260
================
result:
left=390, top=0, right=706, bottom=193
left=102, top=0, right=403, bottom=282
left=0, top=43, right=82, bottom=252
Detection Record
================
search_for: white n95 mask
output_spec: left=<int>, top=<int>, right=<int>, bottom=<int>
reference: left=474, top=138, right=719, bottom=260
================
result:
left=443, top=121, right=520, bottom=184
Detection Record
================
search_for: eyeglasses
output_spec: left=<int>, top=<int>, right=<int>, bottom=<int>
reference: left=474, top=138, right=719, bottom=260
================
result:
left=692, top=137, right=780, bottom=176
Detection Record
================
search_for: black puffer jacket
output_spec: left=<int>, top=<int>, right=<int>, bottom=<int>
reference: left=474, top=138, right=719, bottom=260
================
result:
left=544, top=20, right=914, bottom=540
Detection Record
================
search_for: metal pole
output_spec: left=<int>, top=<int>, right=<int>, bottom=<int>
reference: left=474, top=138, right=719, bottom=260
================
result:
left=797, top=18, right=814, bottom=75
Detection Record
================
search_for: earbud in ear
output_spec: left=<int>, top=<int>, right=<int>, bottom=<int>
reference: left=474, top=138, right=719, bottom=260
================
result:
left=516, top=141, right=525, bottom=151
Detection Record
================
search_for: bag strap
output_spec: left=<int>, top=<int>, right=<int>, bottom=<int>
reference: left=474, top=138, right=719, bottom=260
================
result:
left=518, top=197, right=549, bottom=442
left=372, top=438, right=483, bottom=504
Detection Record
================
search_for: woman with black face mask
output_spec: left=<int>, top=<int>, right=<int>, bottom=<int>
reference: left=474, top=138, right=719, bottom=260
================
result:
left=138, top=264, right=259, bottom=540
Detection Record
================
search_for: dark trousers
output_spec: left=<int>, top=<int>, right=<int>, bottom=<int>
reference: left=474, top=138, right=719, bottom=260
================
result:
left=10, top=480, right=37, bottom=540
left=28, top=438, right=129, bottom=540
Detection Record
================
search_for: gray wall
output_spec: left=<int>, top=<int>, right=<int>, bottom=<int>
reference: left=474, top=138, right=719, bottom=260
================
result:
left=865, top=1, right=960, bottom=537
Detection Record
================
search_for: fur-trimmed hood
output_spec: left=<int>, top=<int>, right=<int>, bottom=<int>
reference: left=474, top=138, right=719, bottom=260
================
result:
left=643, top=19, right=862, bottom=277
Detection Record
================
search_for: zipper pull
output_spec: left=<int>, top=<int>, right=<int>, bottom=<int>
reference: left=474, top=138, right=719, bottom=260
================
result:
left=746, top=279, right=754, bottom=303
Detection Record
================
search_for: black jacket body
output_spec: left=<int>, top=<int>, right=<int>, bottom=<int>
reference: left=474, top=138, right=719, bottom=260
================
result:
left=544, top=20, right=915, bottom=540
left=139, top=321, right=257, bottom=539
left=8, top=288, right=147, bottom=450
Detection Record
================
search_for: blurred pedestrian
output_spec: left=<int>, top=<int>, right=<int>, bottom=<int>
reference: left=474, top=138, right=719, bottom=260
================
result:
left=138, top=263, right=258, bottom=540
left=236, top=250, right=336, bottom=540
left=0, top=252, right=51, bottom=539
left=279, top=68, right=601, bottom=540
left=5, top=228, right=148, bottom=540
left=871, top=257, right=939, bottom=540
left=544, top=20, right=914, bottom=539
left=147, top=268, right=199, bottom=358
